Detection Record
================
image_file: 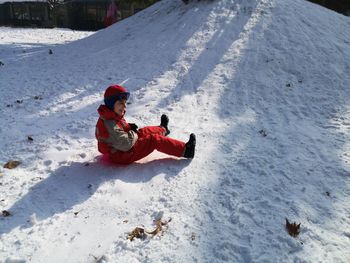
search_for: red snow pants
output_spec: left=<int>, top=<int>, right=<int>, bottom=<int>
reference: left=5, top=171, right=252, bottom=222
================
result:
left=109, top=126, right=185, bottom=165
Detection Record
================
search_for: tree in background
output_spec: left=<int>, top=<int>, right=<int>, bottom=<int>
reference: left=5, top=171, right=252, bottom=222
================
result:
left=47, top=0, right=64, bottom=25
left=308, top=0, right=350, bottom=16
left=48, top=0, right=64, bottom=12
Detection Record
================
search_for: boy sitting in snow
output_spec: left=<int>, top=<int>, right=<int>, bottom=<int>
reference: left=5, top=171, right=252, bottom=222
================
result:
left=95, top=85, right=196, bottom=165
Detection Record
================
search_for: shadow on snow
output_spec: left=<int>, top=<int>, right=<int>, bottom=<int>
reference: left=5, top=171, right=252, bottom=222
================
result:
left=0, top=157, right=191, bottom=235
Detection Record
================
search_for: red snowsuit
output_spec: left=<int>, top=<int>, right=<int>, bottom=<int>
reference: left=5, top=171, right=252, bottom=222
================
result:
left=95, top=105, right=186, bottom=165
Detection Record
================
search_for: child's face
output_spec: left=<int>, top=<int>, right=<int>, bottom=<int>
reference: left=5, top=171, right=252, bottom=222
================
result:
left=113, top=99, right=127, bottom=116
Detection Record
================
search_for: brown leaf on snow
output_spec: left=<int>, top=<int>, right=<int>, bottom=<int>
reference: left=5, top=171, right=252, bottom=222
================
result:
left=128, top=227, right=147, bottom=241
left=191, top=232, right=196, bottom=241
left=128, top=217, right=172, bottom=241
left=285, top=218, right=301, bottom=237
left=3, top=160, right=21, bottom=169
left=2, top=210, right=12, bottom=217
left=259, top=129, right=267, bottom=137
left=146, top=217, right=172, bottom=236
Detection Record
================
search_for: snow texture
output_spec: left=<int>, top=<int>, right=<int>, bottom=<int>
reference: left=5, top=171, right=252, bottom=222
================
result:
left=0, top=0, right=350, bottom=262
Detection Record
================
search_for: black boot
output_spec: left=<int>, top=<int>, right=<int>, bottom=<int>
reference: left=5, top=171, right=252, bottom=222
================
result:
left=183, top=133, right=196, bottom=158
left=160, top=114, right=170, bottom=136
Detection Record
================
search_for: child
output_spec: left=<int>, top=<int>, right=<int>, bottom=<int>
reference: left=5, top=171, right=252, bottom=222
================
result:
left=95, top=85, right=196, bottom=165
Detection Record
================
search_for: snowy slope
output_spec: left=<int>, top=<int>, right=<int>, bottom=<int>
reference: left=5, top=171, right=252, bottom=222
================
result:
left=1, top=0, right=350, bottom=262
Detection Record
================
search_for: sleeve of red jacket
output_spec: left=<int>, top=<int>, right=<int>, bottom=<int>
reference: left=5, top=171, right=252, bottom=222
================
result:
left=103, top=119, right=138, bottom=152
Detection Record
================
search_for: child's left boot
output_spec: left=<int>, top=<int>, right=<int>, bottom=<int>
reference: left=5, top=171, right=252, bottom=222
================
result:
left=160, top=114, right=170, bottom=136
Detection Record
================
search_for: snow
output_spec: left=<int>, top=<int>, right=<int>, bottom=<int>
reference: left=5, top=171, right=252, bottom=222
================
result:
left=0, top=0, right=350, bottom=262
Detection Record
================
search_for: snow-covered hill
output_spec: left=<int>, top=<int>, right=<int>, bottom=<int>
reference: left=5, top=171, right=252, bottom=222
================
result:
left=0, top=0, right=349, bottom=262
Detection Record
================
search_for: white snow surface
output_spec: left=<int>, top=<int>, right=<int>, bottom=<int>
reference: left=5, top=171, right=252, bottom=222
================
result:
left=0, top=0, right=350, bottom=262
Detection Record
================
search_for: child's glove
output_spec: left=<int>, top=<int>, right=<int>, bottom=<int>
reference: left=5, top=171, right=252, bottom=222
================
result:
left=128, top=123, right=138, bottom=132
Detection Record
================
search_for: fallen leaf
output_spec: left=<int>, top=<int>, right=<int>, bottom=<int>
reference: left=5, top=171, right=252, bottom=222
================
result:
left=146, top=217, right=171, bottom=236
left=4, top=160, right=21, bottom=169
left=123, top=220, right=129, bottom=223
left=145, top=220, right=162, bottom=236
left=259, top=129, right=267, bottom=137
left=2, top=210, right=11, bottom=217
left=285, top=218, right=301, bottom=237
left=128, top=227, right=146, bottom=241
left=28, top=136, right=34, bottom=141
left=128, top=217, right=172, bottom=241
left=191, top=232, right=196, bottom=241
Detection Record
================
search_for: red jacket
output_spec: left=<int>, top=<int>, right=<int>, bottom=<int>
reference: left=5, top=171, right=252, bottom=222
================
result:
left=95, top=105, right=138, bottom=154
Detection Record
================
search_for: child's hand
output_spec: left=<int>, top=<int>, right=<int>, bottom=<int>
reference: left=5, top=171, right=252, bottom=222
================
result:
left=128, top=123, right=138, bottom=132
